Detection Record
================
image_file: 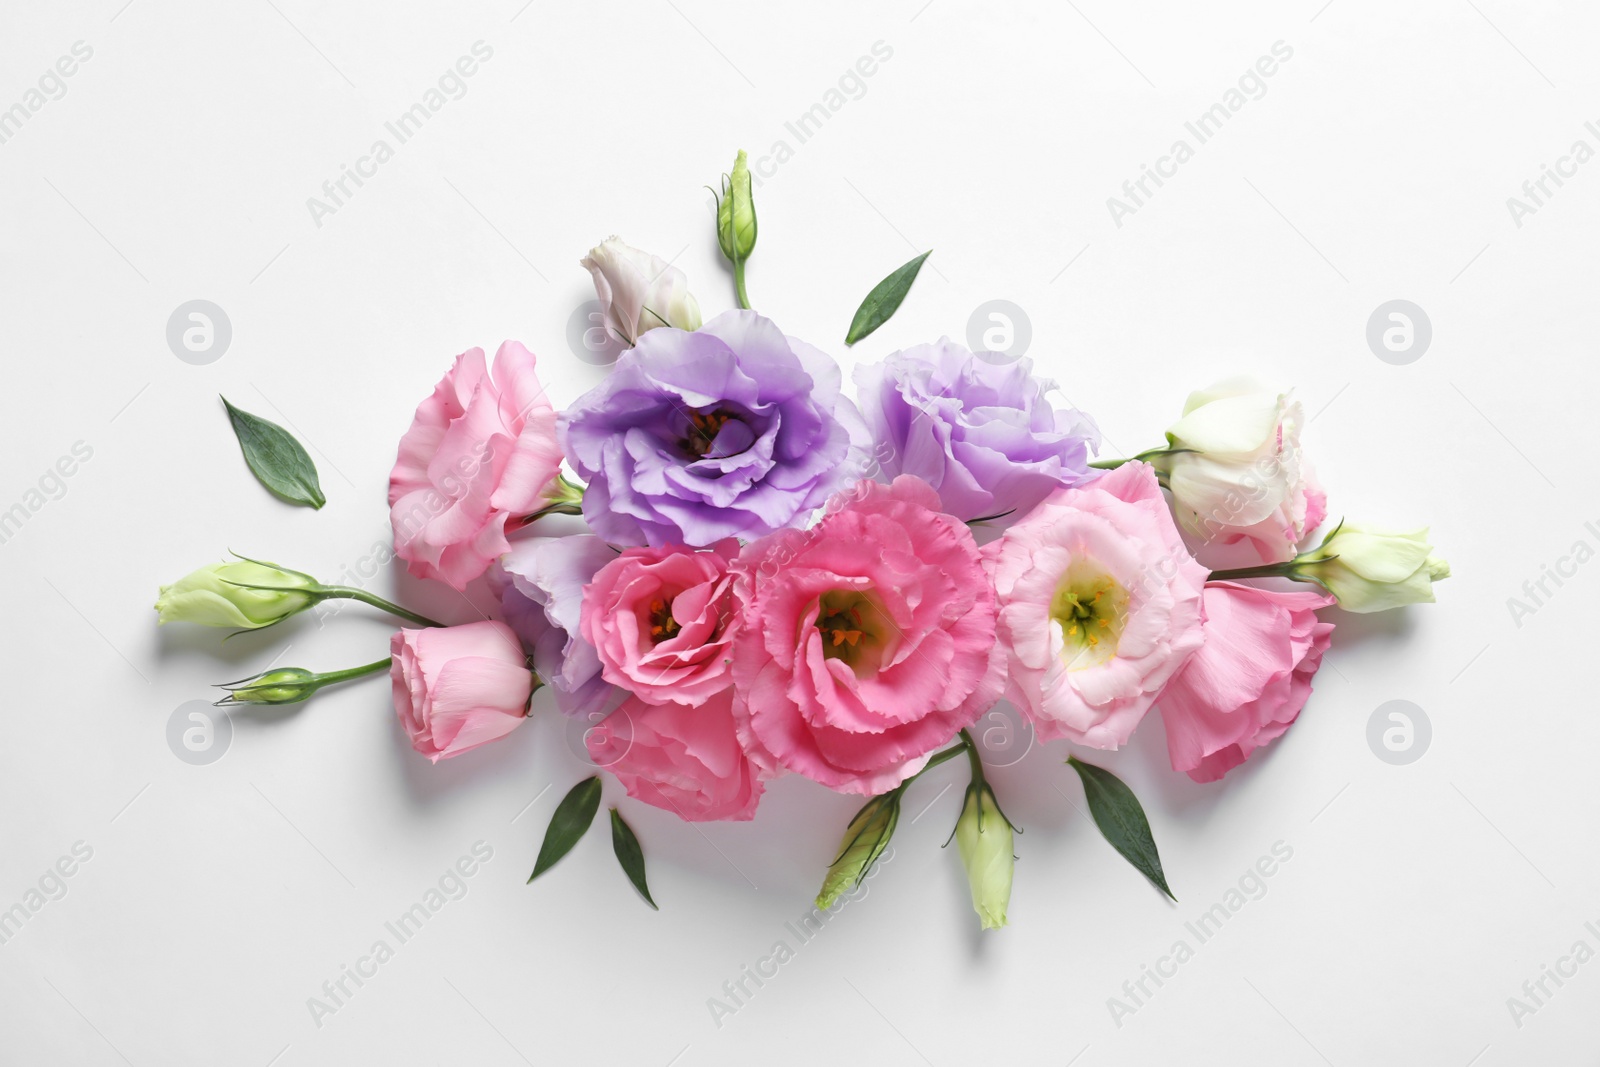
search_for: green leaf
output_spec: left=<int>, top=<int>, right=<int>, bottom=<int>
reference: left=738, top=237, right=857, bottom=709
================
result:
left=221, top=397, right=325, bottom=509
left=609, top=807, right=658, bottom=910
left=844, top=251, right=931, bottom=346
left=1067, top=756, right=1176, bottom=901
left=528, top=776, right=602, bottom=883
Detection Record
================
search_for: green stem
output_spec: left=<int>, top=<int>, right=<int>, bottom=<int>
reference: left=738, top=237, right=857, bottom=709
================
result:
left=1090, top=446, right=1195, bottom=471
left=315, top=657, right=393, bottom=686
left=733, top=260, right=751, bottom=310
left=319, top=587, right=445, bottom=628
left=899, top=736, right=971, bottom=792
left=959, top=728, right=986, bottom=787
left=1209, top=563, right=1296, bottom=582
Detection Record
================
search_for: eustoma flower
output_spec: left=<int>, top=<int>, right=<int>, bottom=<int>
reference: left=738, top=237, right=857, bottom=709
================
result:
left=1151, top=379, right=1326, bottom=563
left=581, top=540, right=740, bottom=707
left=1157, top=582, right=1335, bottom=782
left=731, top=476, right=1003, bottom=794
left=390, top=621, right=534, bottom=761
left=559, top=310, right=866, bottom=547
left=853, top=339, right=1100, bottom=521
left=587, top=689, right=766, bottom=821
left=388, top=341, right=564, bottom=590
left=581, top=237, right=701, bottom=345
left=988, top=462, right=1207, bottom=748
left=494, top=535, right=618, bottom=719
left=155, top=558, right=314, bottom=629
left=1284, top=522, right=1450, bottom=611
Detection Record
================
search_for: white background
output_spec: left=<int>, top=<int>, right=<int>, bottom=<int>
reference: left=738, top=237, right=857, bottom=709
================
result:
left=0, top=1, right=1594, bottom=1064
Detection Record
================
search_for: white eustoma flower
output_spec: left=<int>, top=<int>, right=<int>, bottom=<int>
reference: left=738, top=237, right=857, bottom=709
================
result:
left=1156, top=378, right=1326, bottom=563
left=580, top=237, right=701, bottom=346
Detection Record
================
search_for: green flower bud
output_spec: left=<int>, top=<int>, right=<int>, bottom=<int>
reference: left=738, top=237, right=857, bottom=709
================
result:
left=953, top=783, right=1015, bottom=931
left=155, top=558, right=317, bottom=629
left=816, top=790, right=899, bottom=910
left=215, top=667, right=319, bottom=706
left=1291, top=521, right=1449, bottom=613
left=214, top=657, right=393, bottom=706
left=716, top=149, right=757, bottom=263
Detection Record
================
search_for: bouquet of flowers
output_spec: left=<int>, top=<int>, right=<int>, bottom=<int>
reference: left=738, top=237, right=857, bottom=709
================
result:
left=156, top=151, right=1448, bottom=928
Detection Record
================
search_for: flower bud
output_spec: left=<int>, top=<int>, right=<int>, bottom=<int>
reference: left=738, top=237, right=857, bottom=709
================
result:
left=156, top=558, right=317, bottom=629
left=953, top=783, right=1014, bottom=930
left=1291, top=521, right=1449, bottom=613
left=816, top=790, right=899, bottom=910
left=580, top=237, right=701, bottom=346
left=716, top=149, right=757, bottom=263
left=214, top=667, right=319, bottom=706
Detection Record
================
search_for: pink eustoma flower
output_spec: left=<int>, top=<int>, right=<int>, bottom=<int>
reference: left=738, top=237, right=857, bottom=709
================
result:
left=580, top=540, right=740, bottom=707
left=1158, top=582, right=1335, bottom=782
left=730, top=476, right=1003, bottom=795
left=388, top=341, right=563, bottom=590
left=587, top=689, right=766, bottom=821
left=391, top=621, right=533, bottom=761
left=988, top=462, right=1207, bottom=749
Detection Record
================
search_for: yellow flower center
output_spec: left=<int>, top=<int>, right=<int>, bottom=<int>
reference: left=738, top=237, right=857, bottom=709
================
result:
left=1049, top=566, right=1129, bottom=670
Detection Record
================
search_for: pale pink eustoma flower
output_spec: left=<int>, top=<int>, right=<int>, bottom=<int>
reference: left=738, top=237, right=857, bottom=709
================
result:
left=1157, top=582, right=1335, bottom=782
left=388, top=341, right=562, bottom=590
left=988, top=462, right=1207, bottom=749
left=391, top=621, right=533, bottom=761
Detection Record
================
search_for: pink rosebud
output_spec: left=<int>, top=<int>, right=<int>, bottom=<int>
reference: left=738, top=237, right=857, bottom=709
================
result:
left=391, top=622, right=533, bottom=762
left=388, top=341, right=564, bottom=590
left=1158, top=582, right=1335, bottom=782
left=580, top=540, right=740, bottom=707
left=587, top=689, right=766, bottom=822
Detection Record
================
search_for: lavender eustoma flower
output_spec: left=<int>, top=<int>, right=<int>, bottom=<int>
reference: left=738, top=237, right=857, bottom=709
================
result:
left=492, top=534, right=618, bottom=719
left=559, top=310, right=866, bottom=546
left=853, top=339, right=1101, bottom=522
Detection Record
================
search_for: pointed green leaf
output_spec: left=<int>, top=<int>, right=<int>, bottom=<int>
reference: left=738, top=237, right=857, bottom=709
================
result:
left=844, top=251, right=931, bottom=345
left=609, top=807, right=657, bottom=910
left=221, top=397, right=325, bottom=509
left=528, top=776, right=602, bottom=883
left=1067, top=756, right=1176, bottom=901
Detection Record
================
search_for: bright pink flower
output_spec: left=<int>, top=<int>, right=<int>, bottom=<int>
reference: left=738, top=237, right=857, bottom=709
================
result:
left=581, top=540, right=740, bottom=707
left=988, top=462, right=1207, bottom=749
left=388, top=341, right=563, bottom=590
left=731, top=476, right=1003, bottom=795
left=587, top=689, right=765, bottom=821
left=1158, top=582, right=1334, bottom=782
left=391, top=621, right=533, bottom=761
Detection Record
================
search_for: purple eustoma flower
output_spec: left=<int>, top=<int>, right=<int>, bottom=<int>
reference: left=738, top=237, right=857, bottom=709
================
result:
left=853, top=339, right=1101, bottom=522
left=492, top=534, right=618, bottom=719
left=559, top=310, right=866, bottom=547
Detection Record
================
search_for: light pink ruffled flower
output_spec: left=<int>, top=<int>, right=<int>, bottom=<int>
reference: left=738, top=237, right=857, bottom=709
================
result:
left=988, top=462, right=1207, bottom=749
left=1158, top=582, right=1335, bottom=782
left=581, top=540, right=740, bottom=707
left=587, top=689, right=765, bottom=821
left=731, top=476, right=1003, bottom=795
left=390, top=621, right=533, bottom=762
left=388, top=341, right=563, bottom=590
